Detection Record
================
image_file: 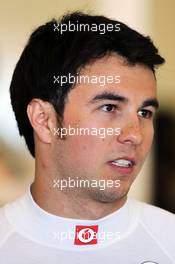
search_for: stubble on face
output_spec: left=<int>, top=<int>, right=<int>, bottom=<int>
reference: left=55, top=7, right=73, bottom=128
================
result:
left=51, top=54, right=157, bottom=205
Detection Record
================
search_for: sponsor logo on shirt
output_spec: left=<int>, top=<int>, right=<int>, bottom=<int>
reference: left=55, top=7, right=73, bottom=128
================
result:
left=74, top=225, right=98, bottom=245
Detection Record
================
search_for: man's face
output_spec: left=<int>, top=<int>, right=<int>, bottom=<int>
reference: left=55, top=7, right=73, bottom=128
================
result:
left=51, top=54, right=157, bottom=203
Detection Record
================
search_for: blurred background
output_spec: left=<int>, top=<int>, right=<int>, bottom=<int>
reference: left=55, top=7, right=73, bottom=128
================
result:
left=0, top=0, right=174, bottom=211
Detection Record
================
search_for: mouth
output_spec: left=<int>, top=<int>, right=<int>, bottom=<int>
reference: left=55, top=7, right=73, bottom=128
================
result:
left=108, top=157, right=136, bottom=174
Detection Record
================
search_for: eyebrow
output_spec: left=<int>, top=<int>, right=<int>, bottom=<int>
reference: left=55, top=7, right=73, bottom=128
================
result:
left=88, top=92, right=128, bottom=104
left=88, top=91, right=159, bottom=109
left=141, top=99, right=159, bottom=109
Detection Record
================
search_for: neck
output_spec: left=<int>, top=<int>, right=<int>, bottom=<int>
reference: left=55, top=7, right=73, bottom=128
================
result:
left=31, top=154, right=127, bottom=220
left=31, top=176, right=127, bottom=220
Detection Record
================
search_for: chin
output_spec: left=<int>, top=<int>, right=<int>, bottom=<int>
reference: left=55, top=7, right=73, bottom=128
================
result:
left=89, top=185, right=131, bottom=203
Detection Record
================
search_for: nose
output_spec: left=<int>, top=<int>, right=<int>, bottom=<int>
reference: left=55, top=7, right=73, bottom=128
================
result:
left=117, top=119, right=143, bottom=146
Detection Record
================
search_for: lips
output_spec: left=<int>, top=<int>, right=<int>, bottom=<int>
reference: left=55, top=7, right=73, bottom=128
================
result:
left=108, top=157, right=136, bottom=174
left=111, top=157, right=136, bottom=166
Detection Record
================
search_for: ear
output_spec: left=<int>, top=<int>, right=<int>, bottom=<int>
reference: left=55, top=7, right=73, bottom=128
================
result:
left=27, top=99, right=56, bottom=144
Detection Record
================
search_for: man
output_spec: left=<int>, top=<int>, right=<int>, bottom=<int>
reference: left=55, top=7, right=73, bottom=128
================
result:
left=0, top=12, right=174, bottom=263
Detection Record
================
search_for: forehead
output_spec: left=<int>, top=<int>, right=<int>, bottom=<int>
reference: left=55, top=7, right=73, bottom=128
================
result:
left=68, top=54, right=157, bottom=103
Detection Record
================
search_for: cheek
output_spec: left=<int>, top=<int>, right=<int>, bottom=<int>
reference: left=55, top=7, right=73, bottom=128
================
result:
left=62, top=115, right=110, bottom=154
left=61, top=108, right=112, bottom=165
left=67, top=134, right=106, bottom=159
left=142, top=123, right=154, bottom=153
left=59, top=132, right=110, bottom=174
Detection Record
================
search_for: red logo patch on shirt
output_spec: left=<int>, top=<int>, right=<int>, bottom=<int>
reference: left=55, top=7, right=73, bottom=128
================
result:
left=74, top=225, right=98, bottom=245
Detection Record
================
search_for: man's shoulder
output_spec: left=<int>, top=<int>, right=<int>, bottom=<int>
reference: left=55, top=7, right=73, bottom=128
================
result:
left=0, top=204, right=14, bottom=247
left=136, top=199, right=175, bottom=225
left=132, top=199, right=175, bottom=242
left=0, top=204, right=11, bottom=229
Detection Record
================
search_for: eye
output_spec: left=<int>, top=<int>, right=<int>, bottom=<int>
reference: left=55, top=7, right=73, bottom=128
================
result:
left=101, top=104, right=117, bottom=112
left=138, top=109, right=153, bottom=119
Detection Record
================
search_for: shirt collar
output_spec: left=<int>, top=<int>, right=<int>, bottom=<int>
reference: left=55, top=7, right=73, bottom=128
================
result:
left=5, top=185, right=139, bottom=250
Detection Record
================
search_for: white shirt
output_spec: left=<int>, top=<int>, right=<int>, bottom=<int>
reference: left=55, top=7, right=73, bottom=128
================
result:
left=0, top=186, right=175, bottom=264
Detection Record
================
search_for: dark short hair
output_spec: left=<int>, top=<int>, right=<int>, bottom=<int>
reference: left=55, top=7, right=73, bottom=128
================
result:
left=10, top=11, right=165, bottom=158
